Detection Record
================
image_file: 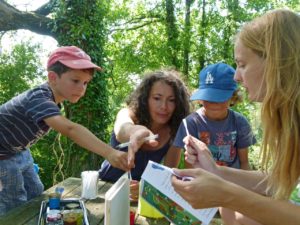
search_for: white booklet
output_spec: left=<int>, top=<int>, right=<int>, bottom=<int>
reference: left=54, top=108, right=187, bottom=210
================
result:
left=104, top=176, right=130, bottom=225
left=141, top=161, right=218, bottom=225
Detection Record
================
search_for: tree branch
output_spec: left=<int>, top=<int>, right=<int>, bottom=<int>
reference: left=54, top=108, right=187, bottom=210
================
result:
left=33, top=0, right=56, bottom=16
left=0, top=0, right=56, bottom=38
left=110, top=17, right=162, bottom=33
left=120, top=15, right=162, bottom=25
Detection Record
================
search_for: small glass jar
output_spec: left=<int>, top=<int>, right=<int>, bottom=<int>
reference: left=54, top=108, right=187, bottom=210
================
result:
left=46, top=209, right=63, bottom=225
left=63, top=213, right=78, bottom=225
left=49, top=192, right=61, bottom=210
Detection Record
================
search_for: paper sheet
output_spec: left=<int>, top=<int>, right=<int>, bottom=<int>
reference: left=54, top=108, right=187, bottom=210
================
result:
left=104, top=177, right=130, bottom=225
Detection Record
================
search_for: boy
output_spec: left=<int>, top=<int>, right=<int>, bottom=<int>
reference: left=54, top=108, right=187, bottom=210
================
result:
left=173, top=62, right=256, bottom=169
left=0, top=46, right=129, bottom=215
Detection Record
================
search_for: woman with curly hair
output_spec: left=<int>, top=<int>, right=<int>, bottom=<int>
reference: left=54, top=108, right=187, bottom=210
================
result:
left=99, top=69, right=190, bottom=200
left=172, top=9, right=300, bottom=225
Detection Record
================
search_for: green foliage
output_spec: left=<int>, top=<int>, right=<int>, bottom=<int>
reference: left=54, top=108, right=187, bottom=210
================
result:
left=105, top=0, right=297, bottom=147
left=102, top=1, right=297, bottom=172
left=2, top=0, right=298, bottom=188
left=31, top=131, right=61, bottom=188
left=105, top=0, right=177, bottom=117
left=0, top=42, right=43, bottom=104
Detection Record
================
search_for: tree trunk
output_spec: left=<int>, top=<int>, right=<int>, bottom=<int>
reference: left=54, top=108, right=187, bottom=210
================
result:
left=165, top=0, right=180, bottom=69
left=223, top=0, right=240, bottom=62
left=198, top=0, right=207, bottom=72
left=182, top=0, right=194, bottom=80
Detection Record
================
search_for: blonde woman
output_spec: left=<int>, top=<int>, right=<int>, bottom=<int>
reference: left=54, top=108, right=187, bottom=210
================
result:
left=171, top=9, right=300, bottom=225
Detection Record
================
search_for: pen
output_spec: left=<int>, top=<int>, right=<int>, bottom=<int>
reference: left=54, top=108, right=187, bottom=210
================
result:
left=151, top=162, right=193, bottom=181
left=183, top=118, right=190, bottom=136
left=128, top=171, right=132, bottom=181
left=171, top=169, right=194, bottom=181
left=116, top=134, right=159, bottom=149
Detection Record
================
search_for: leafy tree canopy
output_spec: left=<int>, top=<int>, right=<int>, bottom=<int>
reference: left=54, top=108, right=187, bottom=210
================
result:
left=0, top=41, right=43, bottom=104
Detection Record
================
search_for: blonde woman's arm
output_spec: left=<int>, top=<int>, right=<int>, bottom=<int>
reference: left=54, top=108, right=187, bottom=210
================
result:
left=184, top=135, right=268, bottom=194
left=172, top=168, right=300, bottom=225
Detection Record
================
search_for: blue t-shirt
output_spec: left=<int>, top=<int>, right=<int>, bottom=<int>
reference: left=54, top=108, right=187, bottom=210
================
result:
left=0, top=83, right=61, bottom=155
left=173, top=108, right=256, bottom=168
left=99, top=132, right=170, bottom=182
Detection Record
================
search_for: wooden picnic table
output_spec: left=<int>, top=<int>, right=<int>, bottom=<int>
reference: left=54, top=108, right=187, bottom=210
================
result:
left=0, top=177, right=170, bottom=225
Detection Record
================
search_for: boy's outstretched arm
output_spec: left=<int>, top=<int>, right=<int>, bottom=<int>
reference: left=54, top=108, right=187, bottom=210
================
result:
left=44, top=115, right=130, bottom=171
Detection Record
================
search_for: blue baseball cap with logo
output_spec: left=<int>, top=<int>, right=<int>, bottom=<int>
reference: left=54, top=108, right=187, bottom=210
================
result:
left=190, top=62, right=237, bottom=102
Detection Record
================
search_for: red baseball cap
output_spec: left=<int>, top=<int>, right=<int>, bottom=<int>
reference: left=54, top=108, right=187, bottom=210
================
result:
left=47, top=46, right=101, bottom=71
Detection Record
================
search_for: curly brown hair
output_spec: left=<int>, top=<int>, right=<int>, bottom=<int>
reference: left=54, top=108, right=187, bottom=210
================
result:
left=126, top=69, right=190, bottom=140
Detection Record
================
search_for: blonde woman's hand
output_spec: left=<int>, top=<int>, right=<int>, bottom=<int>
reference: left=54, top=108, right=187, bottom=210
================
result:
left=171, top=168, right=229, bottom=209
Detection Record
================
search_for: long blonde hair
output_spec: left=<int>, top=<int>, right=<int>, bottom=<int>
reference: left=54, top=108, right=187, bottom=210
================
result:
left=237, top=9, right=300, bottom=199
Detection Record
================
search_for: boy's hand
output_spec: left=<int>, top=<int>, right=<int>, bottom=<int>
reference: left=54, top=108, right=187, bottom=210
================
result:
left=107, top=150, right=131, bottom=171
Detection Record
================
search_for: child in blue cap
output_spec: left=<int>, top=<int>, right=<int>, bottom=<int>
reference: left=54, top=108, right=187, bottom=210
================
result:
left=172, top=62, right=256, bottom=169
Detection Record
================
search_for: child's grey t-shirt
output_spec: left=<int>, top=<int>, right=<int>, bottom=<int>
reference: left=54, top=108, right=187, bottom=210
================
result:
left=0, top=83, right=61, bottom=155
left=173, top=108, right=256, bottom=168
